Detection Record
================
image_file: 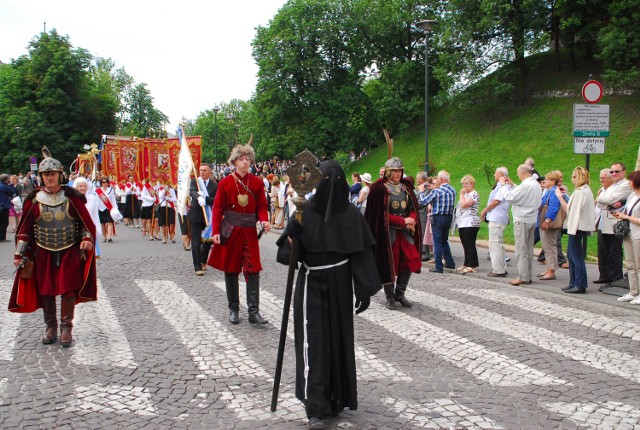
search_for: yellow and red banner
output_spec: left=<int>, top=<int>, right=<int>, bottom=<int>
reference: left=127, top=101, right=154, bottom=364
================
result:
left=100, top=135, right=202, bottom=187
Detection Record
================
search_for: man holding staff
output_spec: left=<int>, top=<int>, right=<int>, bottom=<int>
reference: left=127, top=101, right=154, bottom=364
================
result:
left=187, top=164, right=217, bottom=275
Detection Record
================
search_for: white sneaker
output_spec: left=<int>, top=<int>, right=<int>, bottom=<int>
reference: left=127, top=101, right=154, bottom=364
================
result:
left=618, top=293, right=637, bottom=302
left=630, top=295, right=640, bottom=305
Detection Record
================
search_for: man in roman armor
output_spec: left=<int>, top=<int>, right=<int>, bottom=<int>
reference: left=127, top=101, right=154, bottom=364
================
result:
left=9, top=147, right=97, bottom=347
left=365, top=156, right=422, bottom=310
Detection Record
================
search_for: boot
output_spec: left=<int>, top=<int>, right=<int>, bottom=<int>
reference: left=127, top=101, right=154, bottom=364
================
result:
left=246, top=274, right=268, bottom=325
left=41, top=296, right=58, bottom=345
left=421, top=245, right=431, bottom=261
left=383, top=284, right=396, bottom=310
left=225, top=273, right=240, bottom=324
left=60, top=294, right=76, bottom=348
left=395, top=272, right=412, bottom=308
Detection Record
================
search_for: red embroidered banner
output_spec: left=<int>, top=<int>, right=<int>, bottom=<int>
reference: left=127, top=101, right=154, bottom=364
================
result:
left=103, top=135, right=202, bottom=186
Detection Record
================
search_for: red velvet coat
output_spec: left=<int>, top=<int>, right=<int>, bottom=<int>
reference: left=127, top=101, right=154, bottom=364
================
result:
left=208, top=172, right=269, bottom=274
left=364, top=177, right=422, bottom=285
left=8, top=187, right=98, bottom=313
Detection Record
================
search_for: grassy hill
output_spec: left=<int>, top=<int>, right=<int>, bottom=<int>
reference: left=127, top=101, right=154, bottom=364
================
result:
left=346, top=50, right=640, bottom=257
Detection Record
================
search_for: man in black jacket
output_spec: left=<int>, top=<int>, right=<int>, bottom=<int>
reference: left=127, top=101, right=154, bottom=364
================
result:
left=187, top=164, right=217, bottom=275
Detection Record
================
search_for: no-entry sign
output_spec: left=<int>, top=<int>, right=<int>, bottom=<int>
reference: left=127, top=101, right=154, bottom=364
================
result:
left=582, top=80, right=603, bottom=104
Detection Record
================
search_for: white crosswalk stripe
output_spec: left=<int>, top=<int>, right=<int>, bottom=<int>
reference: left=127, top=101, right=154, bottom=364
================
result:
left=0, top=280, right=21, bottom=362
left=381, top=396, right=504, bottom=429
left=64, top=383, right=157, bottom=416
left=212, top=281, right=413, bottom=383
left=360, top=301, right=566, bottom=386
left=73, top=280, right=137, bottom=368
left=136, top=279, right=306, bottom=422
left=545, top=401, right=640, bottom=429
left=409, top=288, right=640, bottom=384
left=458, top=287, right=640, bottom=341
left=0, top=378, right=6, bottom=406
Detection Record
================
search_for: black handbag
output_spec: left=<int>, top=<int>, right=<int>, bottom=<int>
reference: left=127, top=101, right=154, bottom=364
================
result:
left=613, top=198, right=640, bottom=239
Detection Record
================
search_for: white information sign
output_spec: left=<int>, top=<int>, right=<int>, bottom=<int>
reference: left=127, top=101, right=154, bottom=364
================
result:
left=30, top=163, right=38, bottom=171
left=574, top=137, right=605, bottom=154
left=573, top=104, right=610, bottom=137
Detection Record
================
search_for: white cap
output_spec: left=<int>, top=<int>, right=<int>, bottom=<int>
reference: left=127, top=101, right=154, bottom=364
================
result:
left=361, top=173, right=372, bottom=184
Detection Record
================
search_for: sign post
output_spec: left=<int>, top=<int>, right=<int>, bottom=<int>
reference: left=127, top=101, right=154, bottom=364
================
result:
left=573, top=78, right=607, bottom=256
left=573, top=79, right=608, bottom=174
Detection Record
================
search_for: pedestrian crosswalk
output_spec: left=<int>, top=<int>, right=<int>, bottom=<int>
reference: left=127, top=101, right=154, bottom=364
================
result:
left=1, top=274, right=640, bottom=429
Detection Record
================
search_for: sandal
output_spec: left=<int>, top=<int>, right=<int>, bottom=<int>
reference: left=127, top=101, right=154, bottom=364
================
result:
left=540, top=275, right=556, bottom=280
left=463, top=267, right=476, bottom=274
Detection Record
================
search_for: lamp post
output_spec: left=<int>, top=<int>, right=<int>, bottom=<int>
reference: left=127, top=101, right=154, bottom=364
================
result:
left=213, top=106, right=220, bottom=165
left=417, top=19, right=437, bottom=174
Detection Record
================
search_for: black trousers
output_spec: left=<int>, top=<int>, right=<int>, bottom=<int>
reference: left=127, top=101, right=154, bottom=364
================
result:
left=189, top=221, right=211, bottom=271
left=0, top=208, right=9, bottom=240
left=598, top=231, right=624, bottom=282
left=458, top=226, right=480, bottom=268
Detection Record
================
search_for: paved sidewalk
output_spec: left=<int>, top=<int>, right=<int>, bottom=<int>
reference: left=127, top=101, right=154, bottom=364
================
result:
left=433, top=236, right=634, bottom=310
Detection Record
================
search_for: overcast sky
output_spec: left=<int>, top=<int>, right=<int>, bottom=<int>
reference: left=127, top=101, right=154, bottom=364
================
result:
left=0, top=0, right=288, bottom=133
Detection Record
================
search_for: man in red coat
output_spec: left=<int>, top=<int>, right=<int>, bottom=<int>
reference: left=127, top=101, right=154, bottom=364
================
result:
left=9, top=151, right=97, bottom=347
left=364, top=157, right=422, bottom=310
left=208, top=143, right=271, bottom=325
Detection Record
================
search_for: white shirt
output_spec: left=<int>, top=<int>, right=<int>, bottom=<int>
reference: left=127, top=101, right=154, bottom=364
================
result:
left=505, top=177, right=542, bottom=224
left=625, top=192, right=640, bottom=240
left=486, top=184, right=512, bottom=225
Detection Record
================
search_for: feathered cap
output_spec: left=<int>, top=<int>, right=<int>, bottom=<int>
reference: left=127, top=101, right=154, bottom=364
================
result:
left=38, top=146, right=64, bottom=174
left=382, top=129, right=404, bottom=171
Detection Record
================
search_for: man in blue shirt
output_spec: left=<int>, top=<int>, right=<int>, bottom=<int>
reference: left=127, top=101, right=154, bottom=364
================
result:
left=420, top=171, right=457, bottom=273
left=0, top=174, right=18, bottom=241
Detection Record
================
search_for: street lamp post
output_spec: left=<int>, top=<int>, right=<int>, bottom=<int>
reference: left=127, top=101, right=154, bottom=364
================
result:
left=213, top=106, right=220, bottom=165
left=417, top=19, right=437, bottom=174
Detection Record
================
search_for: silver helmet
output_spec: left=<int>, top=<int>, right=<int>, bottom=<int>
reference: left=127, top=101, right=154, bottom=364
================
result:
left=384, top=157, right=404, bottom=171
left=38, top=156, right=64, bottom=174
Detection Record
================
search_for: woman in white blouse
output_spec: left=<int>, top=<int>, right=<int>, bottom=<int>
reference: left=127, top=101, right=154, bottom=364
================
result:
left=612, top=171, right=640, bottom=304
left=456, top=174, right=481, bottom=273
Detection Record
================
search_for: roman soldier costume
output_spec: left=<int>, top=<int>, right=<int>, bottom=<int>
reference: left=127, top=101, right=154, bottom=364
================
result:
left=8, top=148, right=97, bottom=347
left=364, top=133, right=422, bottom=310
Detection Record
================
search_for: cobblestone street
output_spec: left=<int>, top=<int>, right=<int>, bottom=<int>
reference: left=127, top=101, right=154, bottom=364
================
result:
left=1, top=226, right=640, bottom=429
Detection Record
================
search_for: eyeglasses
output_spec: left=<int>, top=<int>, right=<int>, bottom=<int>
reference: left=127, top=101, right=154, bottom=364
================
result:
left=610, top=170, right=622, bottom=174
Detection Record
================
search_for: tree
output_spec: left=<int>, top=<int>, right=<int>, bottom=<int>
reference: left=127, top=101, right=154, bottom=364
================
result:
left=120, top=83, right=168, bottom=137
left=0, top=30, right=117, bottom=172
left=598, top=0, right=640, bottom=90
left=439, top=0, right=550, bottom=105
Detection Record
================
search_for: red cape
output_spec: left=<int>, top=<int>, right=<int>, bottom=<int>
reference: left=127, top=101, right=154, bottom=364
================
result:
left=8, top=187, right=98, bottom=313
left=364, top=177, right=422, bottom=285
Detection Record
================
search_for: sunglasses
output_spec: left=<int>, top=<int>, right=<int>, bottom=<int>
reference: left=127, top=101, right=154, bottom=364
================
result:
left=610, top=170, right=622, bottom=174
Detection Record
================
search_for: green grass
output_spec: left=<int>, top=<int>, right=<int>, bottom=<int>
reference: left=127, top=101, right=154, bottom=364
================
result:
left=346, top=52, right=640, bottom=258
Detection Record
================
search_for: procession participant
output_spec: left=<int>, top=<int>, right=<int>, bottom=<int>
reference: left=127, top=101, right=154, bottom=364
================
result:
left=95, top=177, right=119, bottom=243
left=73, top=177, right=101, bottom=257
left=208, top=143, right=270, bottom=325
left=187, top=164, right=217, bottom=275
left=276, top=159, right=381, bottom=429
left=157, top=182, right=177, bottom=244
left=140, top=180, right=157, bottom=240
left=179, top=202, right=191, bottom=251
left=123, top=175, right=141, bottom=228
left=9, top=148, right=97, bottom=348
left=364, top=153, right=422, bottom=310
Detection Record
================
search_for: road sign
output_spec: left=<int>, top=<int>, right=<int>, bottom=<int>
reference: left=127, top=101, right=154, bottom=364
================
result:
left=30, top=156, right=37, bottom=163
left=30, top=163, right=38, bottom=171
left=574, top=137, right=605, bottom=154
left=582, top=80, right=603, bottom=104
left=573, top=104, right=609, bottom=137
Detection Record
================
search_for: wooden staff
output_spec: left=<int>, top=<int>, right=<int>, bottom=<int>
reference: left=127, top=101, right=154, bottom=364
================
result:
left=271, top=150, right=322, bottom=412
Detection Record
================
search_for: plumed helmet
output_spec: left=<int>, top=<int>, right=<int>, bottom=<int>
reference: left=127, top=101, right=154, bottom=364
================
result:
left=38, top=146, right=64, bottom=174
left=384, top=157, right=404, bottom=171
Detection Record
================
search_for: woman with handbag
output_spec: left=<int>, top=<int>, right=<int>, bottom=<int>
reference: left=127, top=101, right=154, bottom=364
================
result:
left=538, top=171, right=565, bottom=280
left=555, top=167, right=595, bottom=294
left=612, top=171, right=640, bottom=304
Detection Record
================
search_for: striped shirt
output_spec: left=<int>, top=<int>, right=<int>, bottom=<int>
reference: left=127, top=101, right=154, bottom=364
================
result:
left=420, top=183, right=457, bottom=215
